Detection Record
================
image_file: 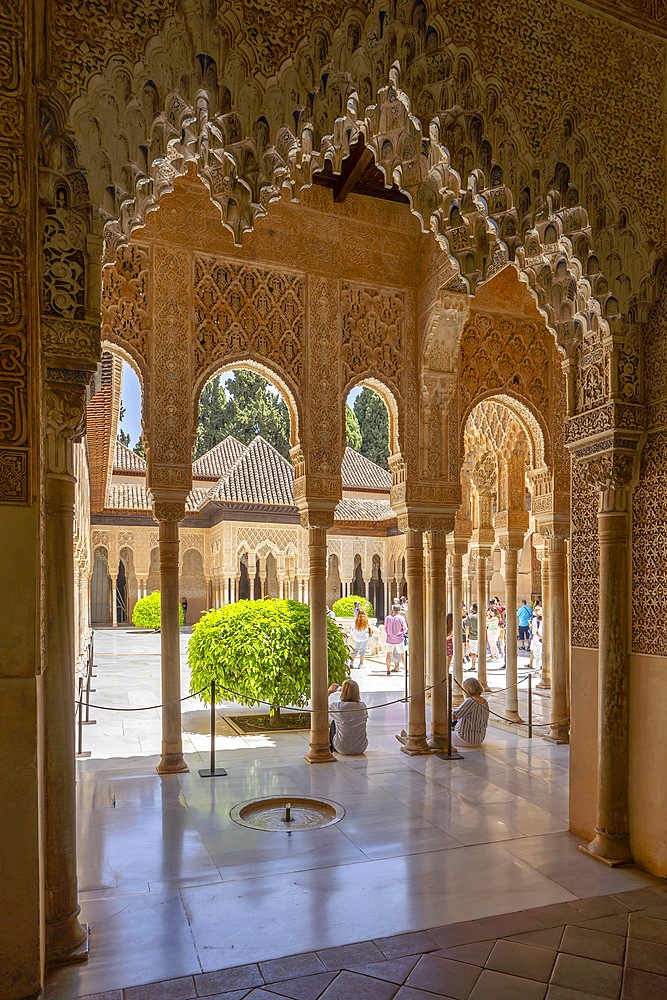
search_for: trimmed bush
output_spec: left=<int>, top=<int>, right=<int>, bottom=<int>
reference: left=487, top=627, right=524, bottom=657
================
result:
left=132, top=590, right=184, bottom=630
left=332, top=595, right=374, bottom=618
left=188, top=599, right=349, bottom=716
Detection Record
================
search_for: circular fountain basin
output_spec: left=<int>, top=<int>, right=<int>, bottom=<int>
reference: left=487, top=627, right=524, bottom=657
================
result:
left=230, top=795, right=345, bottom=832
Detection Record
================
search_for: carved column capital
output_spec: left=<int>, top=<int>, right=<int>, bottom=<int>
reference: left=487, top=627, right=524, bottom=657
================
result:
left=576, top=448, right=641, bottom=515
left=297, top=498, right=336, bottom=531
left=44, top=369, right=92, bottom=477
left=151, top=492, right=188, bottom=524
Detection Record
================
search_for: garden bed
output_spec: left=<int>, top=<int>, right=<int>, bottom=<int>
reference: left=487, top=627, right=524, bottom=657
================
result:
left=224, top=712, right=311, bottom=734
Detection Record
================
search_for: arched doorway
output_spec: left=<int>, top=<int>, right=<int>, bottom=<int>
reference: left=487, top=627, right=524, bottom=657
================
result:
left=90, top=549, right=111, bottom=625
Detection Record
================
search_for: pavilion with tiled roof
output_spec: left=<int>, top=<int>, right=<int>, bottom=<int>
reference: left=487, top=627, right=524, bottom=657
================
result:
left=92, top=425, right=404, bottom=627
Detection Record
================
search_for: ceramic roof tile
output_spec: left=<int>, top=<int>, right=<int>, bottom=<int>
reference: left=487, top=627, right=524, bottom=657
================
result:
left=334, top=498, right=395, bottom=522
left=341, top=447, right=392, bottom=491
left=192, top=436, right=247, bottom=479
left=207, top=436, right=295, bottom=506
left=113, top=440, right=146, bottom=474
left=106, top=484, right=205, bottom=512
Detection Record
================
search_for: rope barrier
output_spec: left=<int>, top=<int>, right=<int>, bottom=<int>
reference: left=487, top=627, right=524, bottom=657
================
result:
left=452, top=674, right=570, bottom=728
left=80, top=686, right=209, bottom=712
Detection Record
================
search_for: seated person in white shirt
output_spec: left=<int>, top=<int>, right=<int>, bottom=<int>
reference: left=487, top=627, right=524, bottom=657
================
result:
left=452, top=677, right=490, bottom=747
left=328, top=679, right=368, bottom=755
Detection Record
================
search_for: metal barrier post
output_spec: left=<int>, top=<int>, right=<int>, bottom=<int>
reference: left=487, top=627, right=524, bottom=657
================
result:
left=76, top=678, right=91, bottom=758
left=83, top=671, right=96, bottom=726
left=198, top=679, right=227, bottom=778
left=528, top=673, right=533, bottom=739
left=435, top=674, right=464, bottom=761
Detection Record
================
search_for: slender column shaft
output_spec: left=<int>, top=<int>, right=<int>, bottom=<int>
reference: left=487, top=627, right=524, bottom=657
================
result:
left=424, top=548, right=433, bottom=693
left=427, top=535, right=448, bottom=748
left=110, top=575, right=117, bottom=627
left=305, top=527, right=334, bottom=763
left=402, top=530, right=430, bottom=754
left=503, top=549, right=522, bottom=721
left=44, top=474, right=87, bottom=962
left=157, top=518, right=188, bottom=774
left=548, top=537, right=569, bottom=742
left=538, top=549, right=551, bottom=688
left=584, top=508, right=632, bottom=863
left=476, top=554, right=489, bottom=691
left=451, top=552, right=464, bottom=707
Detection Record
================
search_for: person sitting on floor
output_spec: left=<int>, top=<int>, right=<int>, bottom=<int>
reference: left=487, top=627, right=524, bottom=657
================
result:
left=452, top=677, right=490, bottom=747
left=328, top=679, right=368, bottom=755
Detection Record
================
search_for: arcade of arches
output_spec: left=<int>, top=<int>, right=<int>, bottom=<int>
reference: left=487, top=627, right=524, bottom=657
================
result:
left=2, top=1, right=667, bottom=995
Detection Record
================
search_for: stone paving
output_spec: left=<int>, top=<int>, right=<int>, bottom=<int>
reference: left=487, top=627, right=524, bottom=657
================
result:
left=44, top=630, right=663, bottom=1000
left=72, top=885, right=667, bottom=999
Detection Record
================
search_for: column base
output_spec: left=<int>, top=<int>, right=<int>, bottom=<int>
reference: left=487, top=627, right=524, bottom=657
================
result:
left=544, top=726, right=570, bottom=744
left=46, top=918, right=89, bottom=968
left=156, top=752, right=189, bottom=774
left=398, top=736, right=432, bottom=755
left=579, top=830, right=632, bottom=867
left=305, top=746, right=336, bottom=764
left=504, top=711, right=524, bottom=724
left=428, top=731, right=452, bottom=751
left=536, top=680, right=551, bottom=690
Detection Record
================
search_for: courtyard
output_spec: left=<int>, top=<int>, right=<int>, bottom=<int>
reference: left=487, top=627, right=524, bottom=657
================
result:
left=44, top=629, right=663, bottom=999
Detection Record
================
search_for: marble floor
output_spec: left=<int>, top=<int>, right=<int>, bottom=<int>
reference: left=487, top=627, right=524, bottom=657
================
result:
left=45, top=630, right=663, bottom=999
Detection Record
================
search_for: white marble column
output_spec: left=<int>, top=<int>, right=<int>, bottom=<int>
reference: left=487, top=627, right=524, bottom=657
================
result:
left=305, top=526, right=335, bottom=763
left=547, top=534, right=569, bottom=742
left=580, top=454, right=637, bottom=865
left=450, top=547, right=465, bottom=708
left=537, top=542, right=551, bottom=689
left=475, top=550, right=491, bottom=692
left=502, top=547, right=523, bottom=723
left=155, top=501, right=188, bottom=774
left=401, top=529, right=430, bottom=755
left=427, top=532, right=449, bottom=749
left=110, top=574, right=117, bottom=626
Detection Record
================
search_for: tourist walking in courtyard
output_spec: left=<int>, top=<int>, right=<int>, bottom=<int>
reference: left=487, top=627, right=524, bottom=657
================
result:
left=530, top=604, right=543, bottom=671
left=385, top=602, right=407, bottom=674
left=464, top=603, right=479, bottom=672
left=349, top=609, right=372, bottom=669
left=180, top=597, right=188, bottom=624
left=486, top=605, right=502, bottom=661
left=517, top=598, right=532, bottom=652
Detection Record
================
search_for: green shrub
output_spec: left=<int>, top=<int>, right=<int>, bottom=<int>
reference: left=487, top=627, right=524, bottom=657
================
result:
left=332, top=595, right=374, bottom=618
left=132, top=590, right=184, bottom=630
left=188, top=599, right=349, bottom=716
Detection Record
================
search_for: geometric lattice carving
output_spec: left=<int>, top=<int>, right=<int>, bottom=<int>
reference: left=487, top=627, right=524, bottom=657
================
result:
left=193, top=254, right=304, bottom=383
left=570, top=459, right=600, bottom=649
left=341, top=282, right=405, bottom=401
left=101, top=243, right=151, bottom=367
left=459, top=313, right=550, bottom=422
left=632, top=431, right=667, bottom=655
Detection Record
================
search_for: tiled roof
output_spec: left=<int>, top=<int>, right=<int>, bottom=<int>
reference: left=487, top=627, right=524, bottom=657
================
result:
left=341, top=448, right=392, bottom=491
left=113, top=441, right=146, bottom=474
left=334, top=498, right=395, bottom=522
left=106, top=484, right=206, bottom=512
left=192, top=436, right=247, bottom=480
left=206, top=436, right=295, bottom=506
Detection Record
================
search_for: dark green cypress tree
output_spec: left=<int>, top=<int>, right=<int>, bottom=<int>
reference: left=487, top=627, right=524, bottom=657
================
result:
left=194, top=371, right=292, bottom=460
left=353, top=388, right=390, bottom=470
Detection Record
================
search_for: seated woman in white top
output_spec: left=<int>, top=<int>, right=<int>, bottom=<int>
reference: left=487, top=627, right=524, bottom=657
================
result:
left=328, top=678, right=368, bottom=754
left=452, top=677, right=489, bottom=747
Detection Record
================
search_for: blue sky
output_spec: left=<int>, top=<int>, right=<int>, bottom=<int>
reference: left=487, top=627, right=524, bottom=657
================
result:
left=118, top=362, right=361, bottom=449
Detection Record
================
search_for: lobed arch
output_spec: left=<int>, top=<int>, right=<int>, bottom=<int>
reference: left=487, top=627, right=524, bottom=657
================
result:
left=461, top=391, right=547, bottom=474
left=53, top=1, right=656, bottom=351
left=343, top=376, right=401, bottom=465
left=194, top=358, right=303, bottom=452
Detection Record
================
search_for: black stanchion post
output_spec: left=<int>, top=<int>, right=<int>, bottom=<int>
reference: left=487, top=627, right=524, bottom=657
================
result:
left=83, top=671, right=96, bottom=726
left=404, top=647, right=408, bottom=703
left=528, top=673, right=533, bottom=739
left=76, top=678, right=91, bottom=758
left=435, top=673, right=464, bottom=761
left=198, top=679, right=227, bottom=778
left=89, top=634, right=97, bottom=678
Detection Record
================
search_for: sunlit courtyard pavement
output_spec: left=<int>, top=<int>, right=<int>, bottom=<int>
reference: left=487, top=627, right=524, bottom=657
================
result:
left=46, top=628, right=664, bottom=999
